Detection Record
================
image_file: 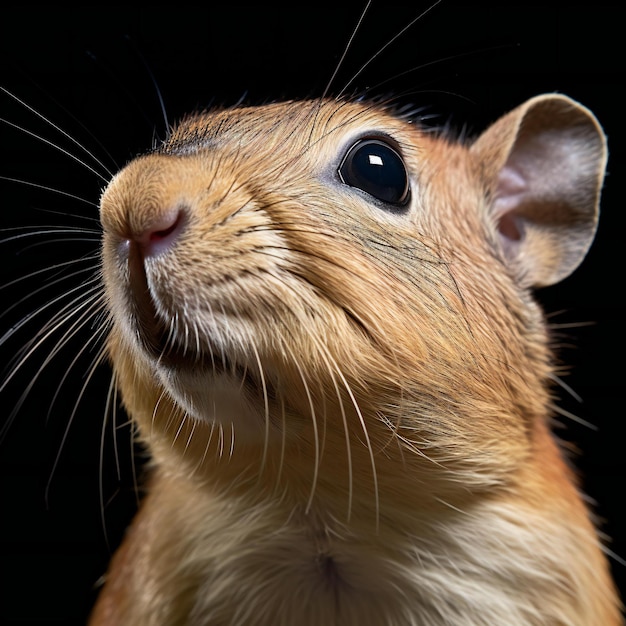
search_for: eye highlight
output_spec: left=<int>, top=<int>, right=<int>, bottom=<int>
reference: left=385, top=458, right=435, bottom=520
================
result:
left=338, top=138, right=410, bottom=207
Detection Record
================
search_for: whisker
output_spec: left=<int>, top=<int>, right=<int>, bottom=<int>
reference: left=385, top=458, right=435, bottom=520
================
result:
left=15, top=237, right=102, bottom=255
left=228, top=422, right=235, bottom=460
left=0, top=279, right=102, bottom=400
left=547, top=372, right=583, bottom=404
left=217, top=423, right=225, bottom=460
left=336, top=0, right=444, bottom=99
left=45, top=297, right=110, bottom=424
left=45, top=341, right=110, bottom=507
left=330, top=353, right=379, bottom=531
left=99, top=373, right=119, bottom=552
left=0, top=227, right=100, bottom=246
left=312, top=338, right=354, bottom=522
left=151, top=388, right=169, bottom=439
left=0, top=253, right=99, bottom=294
left=122, top=35, right=170, bottom=137
left=0, top=115, right=110, bottom=184
left=364, top=43, right=516, bottom=98
left=130, top=419, right=141, bottom=508
left=0, top=86, right=114, bottom=180
left=0, top=175, right=101, bottom=209
left=0, top=268, right=101, bottom=333
left=172, top=413, right=188, bottom=448
left=184, top=418, right=197, bottom=458
left=277, top=394, right=287, bottom=491
left=110, top=377, right=122, bottom=482
left=29, top=205, right=101, bottom=225
left=251, top=342, right=270, bottom=478
left=283, top=342, right=319, bottom=515
left=550, top=403, right=597, bottom=431
left=320, top=0, right=372, bottom=101
left=197, top=419, right=217, bottom=472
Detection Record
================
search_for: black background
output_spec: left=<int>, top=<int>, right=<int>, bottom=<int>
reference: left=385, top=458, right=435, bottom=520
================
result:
left=1, top=5, right=623, bottom=623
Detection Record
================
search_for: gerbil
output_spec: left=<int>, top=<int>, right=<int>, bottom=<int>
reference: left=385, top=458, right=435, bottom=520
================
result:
left=87, top=92, right=622, bottom=625
left=0, top=8, right=622, bottom=626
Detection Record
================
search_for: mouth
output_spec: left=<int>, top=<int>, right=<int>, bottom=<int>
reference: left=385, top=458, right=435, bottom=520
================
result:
left=125, top=241, right=203, bottom=369
left=125, top=241, right=257, bottom=383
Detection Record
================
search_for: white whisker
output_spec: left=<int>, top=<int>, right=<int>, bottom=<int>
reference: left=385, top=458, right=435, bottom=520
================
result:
left=336, top=0, right=444, bottom=99
left=0, top=175, right=100, bottom=208
left=0, top=86, right=115, bottom=180
left=251, top=342, right=270, bottom=477
left=99, top=373, right=119, bottom=552
left=0, top=253, right=99, bottom=293
left=550, top=403, right=597, bottom=431
left=332, top=357, right=379, bottom=531
left=45, top=300, right=110, bottom=425
left=45, top=341, right=110, bottom=507
left=547, top=372, right=583, bottom=404
left=0, top=282, right=103, bottom=417
left=228, top=422, right=235, bottom=460
left=283, top=342, right=319, bottom=515
left=216, top=423, right=225, bottom=460
left=172, top=413, right=187, bottom=447
left=196, top=419, right=217, bottom=472
left=310, top=337, right=355, bottom=523
left=0, top=268, right=101, bottom=333
left=320, top=0, right=372, bottom=101
left=184, top=418, right=197, bottom=457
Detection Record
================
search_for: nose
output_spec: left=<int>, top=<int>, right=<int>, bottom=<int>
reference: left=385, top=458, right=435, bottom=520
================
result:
left=99, top=154, right=191, bottom=259
left=131, top=207, right=185, bottom=258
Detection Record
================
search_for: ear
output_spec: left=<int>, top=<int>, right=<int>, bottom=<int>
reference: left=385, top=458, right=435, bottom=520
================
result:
left=471, top=94, right=607, bottom=288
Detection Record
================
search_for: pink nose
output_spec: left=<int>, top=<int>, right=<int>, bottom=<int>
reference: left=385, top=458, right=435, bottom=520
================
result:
left=131, top=208, right=184, bottom=257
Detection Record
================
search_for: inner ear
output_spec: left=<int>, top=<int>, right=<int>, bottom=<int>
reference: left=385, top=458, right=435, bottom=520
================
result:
left=471, top=94, right=607, bottom=288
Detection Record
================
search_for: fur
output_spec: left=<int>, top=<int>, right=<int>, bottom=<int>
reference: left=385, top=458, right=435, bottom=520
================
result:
left=90, top=97, right=622, bottom=624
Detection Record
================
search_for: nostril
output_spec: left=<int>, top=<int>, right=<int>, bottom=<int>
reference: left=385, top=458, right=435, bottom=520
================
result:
left=150, top=219, right=179, bottom=243
left=134, top=208, right=185, bottom=257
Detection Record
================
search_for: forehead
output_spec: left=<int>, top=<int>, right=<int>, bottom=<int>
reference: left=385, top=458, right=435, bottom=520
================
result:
left=161, top=99, right=417, bottom=156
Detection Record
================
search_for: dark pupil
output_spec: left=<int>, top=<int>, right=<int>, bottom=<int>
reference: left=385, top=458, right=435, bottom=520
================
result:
left=338, top=139, right=409, bottom=206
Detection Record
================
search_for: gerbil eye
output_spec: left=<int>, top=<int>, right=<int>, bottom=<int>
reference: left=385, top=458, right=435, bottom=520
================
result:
left=338, top=138, right=410, bottom=207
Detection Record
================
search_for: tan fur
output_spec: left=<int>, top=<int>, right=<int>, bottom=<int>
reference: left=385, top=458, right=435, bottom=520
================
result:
left=90, top=96, right=622, bottom=624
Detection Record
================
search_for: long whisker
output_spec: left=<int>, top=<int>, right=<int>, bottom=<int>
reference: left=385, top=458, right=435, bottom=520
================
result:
left=282, top=341, right=319, bottom=515
left=0, top=228, right=100, bottom=246
left=0, top=253, right=99, bottom=293
left=364, top=43, right=516, bottom=97
left=0, top=269, right=101, bottom=338
left=151, top=388, right=169, bottom=439
left=129, top=415, right=141, bottom=507
left=251, top=342, right=271, bottom=477
left=312, top=338, right=354, bottom=522
left=45, top=340, right=110, bottom=507
left=0, top=86, right=114, bottom=180
left=329, top=353, right=379, bottom=531
left=197, top=419, right=217, bottom=472
left=100, top=373, right=119, bottom=552
left=550, top=402, right=597, bottom=431
left=547, top=372, right=583, bottom=404
left=122, top=35, right=170, bottom=137
left=184, top=417, right=197, bottom=458
left=0, top=278, right=102, bottom=400
left=172, top=413, right=188, bottom=448
left=0, top=175, right=100, bottom=208
left=45, top=297, right=109, bottom=423
left=0, top=115, right=110, bottom=184
left=337, top=0, right=444, bottom=99
left=320, top=0, right=372, bottom=101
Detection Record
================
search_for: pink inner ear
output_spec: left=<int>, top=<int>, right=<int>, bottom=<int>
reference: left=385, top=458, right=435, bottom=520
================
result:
left=498, top=213, right=522, bottom=241
left=494, top=164, right=528, bottom=245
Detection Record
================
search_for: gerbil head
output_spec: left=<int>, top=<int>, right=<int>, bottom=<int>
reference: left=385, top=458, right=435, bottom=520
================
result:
left=99, top=94, right=606, bottom=516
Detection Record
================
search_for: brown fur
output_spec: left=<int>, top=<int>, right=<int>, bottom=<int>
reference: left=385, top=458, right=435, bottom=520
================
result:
left=91, top=96, right=622, bottom=624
